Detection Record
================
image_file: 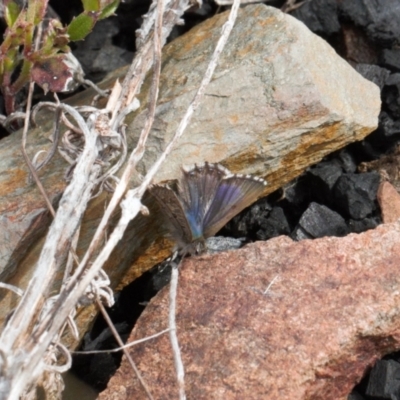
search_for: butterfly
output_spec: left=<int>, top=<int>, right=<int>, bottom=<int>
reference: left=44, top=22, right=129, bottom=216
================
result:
left=149, top=162, right=267, bottom=255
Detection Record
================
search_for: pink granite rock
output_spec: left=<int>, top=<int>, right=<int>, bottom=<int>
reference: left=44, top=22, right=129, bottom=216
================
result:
left=377, top=181, right=400, bottom=223
left=100, top=222, right=400, bottom=399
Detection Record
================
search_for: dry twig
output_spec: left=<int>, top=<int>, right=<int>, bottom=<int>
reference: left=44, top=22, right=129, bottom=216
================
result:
left=169, top=259, right=186, bottom=400
left=96, top=298, right=154, bottom=400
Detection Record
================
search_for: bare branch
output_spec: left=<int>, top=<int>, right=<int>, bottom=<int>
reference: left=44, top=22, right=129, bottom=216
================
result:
left=0, top=103, right=101, bottom=397
left=169, top=260, right=186, bottom=400
left=72, top=328, right=171, bottom=355
left=60, top=0, right=189, bottom=290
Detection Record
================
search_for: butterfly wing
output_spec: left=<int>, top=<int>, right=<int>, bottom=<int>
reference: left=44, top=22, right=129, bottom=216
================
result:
left=203, top=174, right=267, bottom=238
left=178, top=163, right=228, bottom=238
left=149, top=184, right=194, bottom=246
left=150, top=164, right=266, bottom=251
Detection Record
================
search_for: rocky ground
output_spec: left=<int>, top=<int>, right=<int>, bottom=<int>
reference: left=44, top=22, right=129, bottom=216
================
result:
left=2, top=0, right=400, bottom=399
left=75, top=2, right=400, bottom=399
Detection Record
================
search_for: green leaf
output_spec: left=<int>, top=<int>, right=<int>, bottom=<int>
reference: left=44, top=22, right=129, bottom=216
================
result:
left=99, top=0, right=120, bottom=19
left=4, top=1, right=21, bottom=27
left=82, top=0, right=100, bottom=12
left=67, top=12, right=99, bottom=41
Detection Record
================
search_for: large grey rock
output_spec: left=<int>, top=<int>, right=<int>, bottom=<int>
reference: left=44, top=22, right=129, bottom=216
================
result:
left=130, top=4, right=380, bottom=183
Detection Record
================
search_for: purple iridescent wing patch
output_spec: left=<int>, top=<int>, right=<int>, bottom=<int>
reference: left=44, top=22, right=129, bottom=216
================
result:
left=149, top=162, right=267, bottom=253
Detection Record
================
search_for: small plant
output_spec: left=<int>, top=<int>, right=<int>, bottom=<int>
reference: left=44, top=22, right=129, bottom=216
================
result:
left=1, top=0, right=119, bottom=115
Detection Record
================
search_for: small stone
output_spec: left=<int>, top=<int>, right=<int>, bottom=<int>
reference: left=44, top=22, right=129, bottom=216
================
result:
left=292, top=202, right=348, bottom=240
left=355, top=63, right=391, bottom=89
left=366, top=359, right=400, bottom=398
left=291, top=0, right=340, bottom=36
left=333, top=172, right=380, bottom=219
left=205, top=237, right=244, bottom=253
left=378, top=112, right=400, bottom=138
left=380, top=49, right=400, bottom=71
left=337, top=148, right=358, bottom=173
left=283, top=177, right=311, bottom=210
left=348, top=217, right=380, bottom=233
left=222, top=198, right=272, bottom=238
left=256, top=206, right=291, bottom=240
left=306, top=161, right=343, bottom=204
left=385, top=72, right=400, bottom=87
left=339, top=0, right=400, bottom=46
left=383, top=73, right=400, bottom=118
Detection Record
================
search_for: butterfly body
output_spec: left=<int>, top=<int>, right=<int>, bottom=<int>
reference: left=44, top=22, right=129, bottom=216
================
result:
left=149, top=163, right=267, bottom=255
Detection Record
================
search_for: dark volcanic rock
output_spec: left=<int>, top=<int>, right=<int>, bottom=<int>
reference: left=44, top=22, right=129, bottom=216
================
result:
left=379, top=49, right=400, bottom=72
left=283, top=177, right=312, bottom=211
left=366, top=360, right=400, bottom=399
left=378, top=112, right=400, bottom=138
left=255, top=206, right=291, bottom=240
left=348, top=217, right=379, bottom=234
left=306, top=161, right=343, bottom=206
left=292, top=202, right=348, bottom=240
left=355, top=63, right=391, bottom=89
left=336, top=149, right=358, bottom=173
left=73, top=18, right=134, bottom=82
left=222, top=198, right=272, bottom=239
left=339, top=0, right=400, bottom=46
left=333, top=172, right=380, bottom=219
left=348, top=392, right=366, bottom=400
left=290, top=0, right=340, bottom=36
left=383, top=73, right=400, bottom=119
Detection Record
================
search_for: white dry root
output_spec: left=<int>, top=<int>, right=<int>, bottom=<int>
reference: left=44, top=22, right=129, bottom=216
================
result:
left=0, top=0, right=241, bottom=399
